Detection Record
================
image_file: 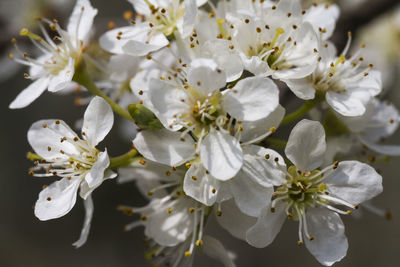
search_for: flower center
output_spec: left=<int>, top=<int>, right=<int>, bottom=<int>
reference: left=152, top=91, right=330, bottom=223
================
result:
left=146, top=0, right=185, bottom=37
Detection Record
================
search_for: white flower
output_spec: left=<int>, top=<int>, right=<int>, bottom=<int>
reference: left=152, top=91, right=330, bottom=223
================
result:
left=100, top=0, right=205, bottom=56
left=243, top=120, right=382, bottom=266
left=133, top=58, right=280, bottom=181
left=284, top=38, right=382, bottom=117
left=339, top=98, right=400, bottom=156
left=8, top=0, right=97, bottom=109
left=224, top=0, right=319, bottom=80
left=303, top=2, right=340, bottom=41
left=28, top=96, right=116, bottom=246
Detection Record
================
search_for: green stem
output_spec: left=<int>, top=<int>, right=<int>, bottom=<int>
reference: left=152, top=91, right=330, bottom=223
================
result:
left=266, top=138, right=287, bottom=148
left=280, top=97, right=322, bottom=126
left=109, top=149, right=139, bottom=169
left=73, top=63, right=134, bottom=122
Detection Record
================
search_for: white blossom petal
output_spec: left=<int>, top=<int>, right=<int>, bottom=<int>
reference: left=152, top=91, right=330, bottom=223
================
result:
left=9, top=77, right=50, bottom=109
left=285, top=119, right=326, bottom=171
left=304, top=4, right=340, bottom=40
left=324, top=161, right=383, bottom=205
left=284, top=78, right=316, bottom=100
left=133, top=129, right=195, bottom=166
left=48, top=58, right=75, bottom=92
left=200, top=129, right=243, bottom=181
left=79, top=169, right=117, bottom=200
left=34, top=177, right=81, bottom=221
left=183, top=163, right=220, bottom=206
left=188, top=59, right=227, bottom=95
left=203, top=236, right=237, bottom=267
left=67, top=0, right=98, bottom=42
left=305, top=208, right=348, bottom=266
left=216, top=199, right=257, bottom=241
left=180, top=0, right=197, bottom=38
left=28, top=119, right=80, bottom=160
left=82, top=96, right=114, bottom=147
left=84, top=150, right=110, bottom=189
left=222, top=77, right=279, bottom=121
left=326, top=91, right=368, bottom=117
left=359, top=137, right=400, bottom=156
left=246, top=203, right=286, bottom=248
left=72, top=195, right=94, bottom=248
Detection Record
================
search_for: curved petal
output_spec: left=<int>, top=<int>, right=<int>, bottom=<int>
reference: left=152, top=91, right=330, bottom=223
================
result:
left=9, top=77, right=50, bottom=109
left=133, top=129, right=195, bottom=166
left=305, top=208, right=348, bottom=266
left=326, top=91, right=367, bottom=117
left=82, top=96, right=114, bottom=147
left=284, top=78, right=316, bottom=100
left=72, top=195, right=94, bottom=248
left=200, top=129, right=243, bottom=181
left=246, top=203, right=286, bottom=248
left=229, top=170, right=273, bottom=217
left=359, top=137, right=400, bottom=156
left=67, top=0, right=98, bottom=42
left=183, top=163, right=220, bottom=206
left=48, top=58, right=75, bottom=92
left=148, top=78, right=189, bottom=130
left=79, top=169, right=116, bottom=200
left=239, top=105, right=285, bottom=143
left=85, top=150, right=110, bottom=188
left=324, top=161, right=383, bottom=205
left=188, top=59, right=227, bottom=95
left=223, top=77, right=279, bottom=121
left=203, top=236, right=237, bottom=267
left=181, top=0, right=197, bottom=38
left=28, top=119, right=79, bottom=160
left=304, top=3, right=340, bottom=41
left=285, top=119, right=326, bottom=171
left=242, top=145, right=286, bottom=187
left=34, top=177, right=81, bottom=221
left=216, top=199, right=257, bottom=241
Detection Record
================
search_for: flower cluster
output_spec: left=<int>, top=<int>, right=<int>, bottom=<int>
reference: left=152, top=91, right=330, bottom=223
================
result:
left=8, top=0, right=400, bottom=266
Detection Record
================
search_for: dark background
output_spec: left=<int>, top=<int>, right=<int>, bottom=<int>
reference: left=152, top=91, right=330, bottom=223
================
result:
left=1, top=0, right=399, bottom=266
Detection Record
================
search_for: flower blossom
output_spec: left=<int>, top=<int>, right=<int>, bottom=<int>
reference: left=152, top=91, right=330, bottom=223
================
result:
left=9, top=0, right=97, bottom=109
left=28, top=96, right=116, bottom=247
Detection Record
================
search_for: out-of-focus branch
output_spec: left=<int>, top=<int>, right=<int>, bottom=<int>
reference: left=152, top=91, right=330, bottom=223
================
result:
left=333, top=0, right=399, bottom=50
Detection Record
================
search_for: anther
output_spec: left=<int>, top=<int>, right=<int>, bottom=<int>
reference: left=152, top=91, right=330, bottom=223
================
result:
left=139, top=159, right=146, bottom=165
left=191, top=176, right=197, bottom=181
left=195, top=240, right=203, bottom=247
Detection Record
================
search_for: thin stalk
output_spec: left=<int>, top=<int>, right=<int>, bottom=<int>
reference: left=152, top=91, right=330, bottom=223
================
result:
left=109, top=149, right=139, bottom=169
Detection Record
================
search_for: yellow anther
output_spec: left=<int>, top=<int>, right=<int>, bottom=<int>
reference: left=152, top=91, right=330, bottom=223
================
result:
left=195, top=240, right=203, bottom=247
left=185, top=162, right=191, bottom=168
left=8, top=53, right=14, bottom=59
left=318, top=183, right=327, bottom=192
left=166, top=208, right=172, bottom=214
left=270, top=126, right=276, bottom=133
left=189, top=207, right=195, bottom=213
left=238, top=126, right=244, bottom=132
left=346, top=210, right=352, bottom=214
left=184, top=251, right=192, bottom=258
left=20, top=28, right=42, bottom=41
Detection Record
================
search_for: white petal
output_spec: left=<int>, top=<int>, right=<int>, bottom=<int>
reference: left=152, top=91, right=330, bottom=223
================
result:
left=34, top=177, right=81, bottom=221
left=305, top=208, right=348, bottom=266
left=242, top=145, right=286, bottom=187
left=72, top=195, right=94, bottom=248
left=223, top=77, right=279, bottom=121
left=352, top=70, right=382, bottom=97
left=229, top=170, right=273, bottom=217
left=284, top=78, right=316, bottom=100
left=216, top=199, right=257, bottom=241
left=48, top=58, right=75, bottom=92
left=128, top=0, right=151, bottom=16
left=324, top=161, right=383, bottom=205
left=326, top=91, right=367, bottom=117
left=148, top=78, right=189, bottom=130
left=359, top=137, right=400, bottom=156
left=188, top=59, right=227, bottom=95
left=183, top=163, right=220, bottom=206
left=122, top=33, right=169, bottom=56
left=200, top=129, right=243, bottom=181
left=203, top=236, right=237, bottom=267
left=82, top=96, right=114, bottom=147
left=246, top=203, right=286, bottom=248
left=181, top=0, right=197, bottom=38
left=304, top=4, right=340, bottom=40
left=146, top=198, right=195, bottom=246
left=133, top=129, right=195, bottom=166
left=85, top=150, right=110, bottom=188
left=28, top=119, right=80, bottom=160
left=276, top=0, right=302, bottom=18
left=99, top=26, right=135, bottom=54
left=239, top=105, right=285, bottom=143
left=9, top=77, right=50, bottom=109
left=79, top=169, right=116, bottom=200
left=201, top=40, right=243, bottom=82
left=67, top=0, right=98, bottom=42
left=285, top=119, right=326, bottom=171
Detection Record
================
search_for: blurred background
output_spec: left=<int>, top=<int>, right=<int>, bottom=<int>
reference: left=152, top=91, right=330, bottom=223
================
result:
left=0, top=0, right=399, bottom=266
